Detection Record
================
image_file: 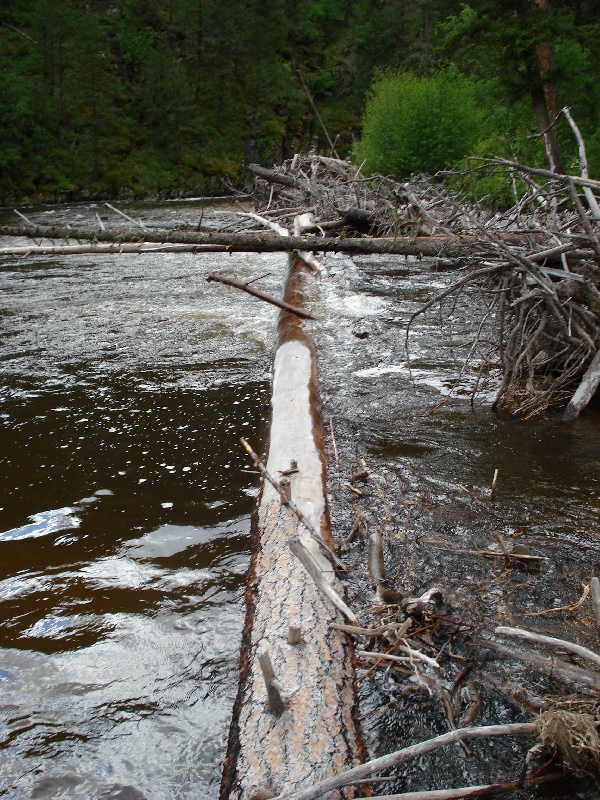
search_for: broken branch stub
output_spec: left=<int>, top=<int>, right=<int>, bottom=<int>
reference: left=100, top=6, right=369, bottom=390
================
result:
left=257, top=643, right=287, bottom=714
left=288, top=536, right=359, bottom=626
left=240, top=438, right=343, bottom=568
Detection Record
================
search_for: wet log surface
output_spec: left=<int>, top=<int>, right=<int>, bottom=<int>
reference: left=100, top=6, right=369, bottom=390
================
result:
left=221, top=256, right=364, bottom=800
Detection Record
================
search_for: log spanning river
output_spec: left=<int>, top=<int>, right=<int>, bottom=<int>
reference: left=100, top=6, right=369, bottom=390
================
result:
left=1, top=201, right=599, bottom=799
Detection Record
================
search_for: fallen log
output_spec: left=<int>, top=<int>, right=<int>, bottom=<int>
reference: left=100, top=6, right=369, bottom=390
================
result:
left=0, top=224, right=534, bottom=258
left=206, top=272, right=322, bottom=321
left=248, top=163, right=309, bottom=190
left=0, top=243, right=228, bottom=256
left=220, top=254, right=363, bottom=800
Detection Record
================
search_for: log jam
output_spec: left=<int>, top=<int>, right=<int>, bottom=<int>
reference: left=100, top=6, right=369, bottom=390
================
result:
left=220, top=255, right=364, bottom=799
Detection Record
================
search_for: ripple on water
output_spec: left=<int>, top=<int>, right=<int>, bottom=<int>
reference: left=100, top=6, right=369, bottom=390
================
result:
left=1, top=206, right=276, bottom=799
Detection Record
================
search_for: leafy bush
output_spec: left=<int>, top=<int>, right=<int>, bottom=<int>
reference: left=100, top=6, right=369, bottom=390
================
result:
left=354, top=69, right=488, bottom=179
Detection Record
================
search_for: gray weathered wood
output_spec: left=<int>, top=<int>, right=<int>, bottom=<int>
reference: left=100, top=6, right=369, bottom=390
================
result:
left=270, top=724, right=536, bottom=800
left=289, top=536, right=359, bottom=625
left=486, top=641, right=600, bottom=691
left=590, top=577, right=600, bottom=631
left=562, top=349, right=600, bottom=420
left=495, top=625, right=600, bottom=668
left=257, top=643, right=287, bottom=714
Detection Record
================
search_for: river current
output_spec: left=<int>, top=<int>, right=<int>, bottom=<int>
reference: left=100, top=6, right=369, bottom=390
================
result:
left=0, top=201, right=281, bottom=799
left=1, top=201, right=599, bottom=799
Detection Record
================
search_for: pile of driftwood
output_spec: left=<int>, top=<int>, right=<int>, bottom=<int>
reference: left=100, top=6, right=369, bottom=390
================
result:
left=245, top=121, right=600, bottom=418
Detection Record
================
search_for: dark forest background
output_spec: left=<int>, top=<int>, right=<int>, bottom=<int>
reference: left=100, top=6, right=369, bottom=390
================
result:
left=1, top=1, right=599, bottom=202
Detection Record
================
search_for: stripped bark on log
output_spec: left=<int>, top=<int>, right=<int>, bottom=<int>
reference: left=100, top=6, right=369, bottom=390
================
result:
left=221, top=254, right=363, bottom=800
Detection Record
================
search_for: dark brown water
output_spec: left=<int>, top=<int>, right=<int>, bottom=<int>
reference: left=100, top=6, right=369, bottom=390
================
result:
left=1, top=204, right=599, bottom=798
left=0, top=202, right=283, bottom=799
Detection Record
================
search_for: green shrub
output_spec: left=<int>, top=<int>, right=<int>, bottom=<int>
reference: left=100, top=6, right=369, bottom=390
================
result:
left=354, top=69, right=488, bottom=179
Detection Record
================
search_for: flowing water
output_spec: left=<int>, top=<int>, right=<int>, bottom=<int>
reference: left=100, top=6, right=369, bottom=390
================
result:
left=0, top=201, right=283, bottom=799
left=311, top=254, right=600, bottom=797
left=1, top=203, right=599, bottom=798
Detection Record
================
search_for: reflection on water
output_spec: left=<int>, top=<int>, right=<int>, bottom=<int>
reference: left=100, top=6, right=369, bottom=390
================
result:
left=4, top=204, right=598, bottom=797
left=0, top=507, right=81, bottom=542
left=0, top=202, right=280, bottom=798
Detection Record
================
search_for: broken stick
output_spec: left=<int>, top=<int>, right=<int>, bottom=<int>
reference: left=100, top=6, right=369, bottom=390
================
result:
left=207, top=272, right=322, bottom=321
left=485, top=641, right=600, bottom=692
left=495, top=625, right=600, bottom=669
left=269, top=723, right=536, bottom=800
left=590, top=577, right=600, bottom=631
left=368, top=772, right=563, bottom=800
left=289, top=535, right=359, bottom=625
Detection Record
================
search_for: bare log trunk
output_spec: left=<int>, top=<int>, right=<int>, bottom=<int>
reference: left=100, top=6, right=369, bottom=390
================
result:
left=248, top=164, right=308, bottom=190
left=0, top=224, right=534, bottom=258
left=220, top=255, right=364, bottom=800
left=562, top=349, right=600, bottom=420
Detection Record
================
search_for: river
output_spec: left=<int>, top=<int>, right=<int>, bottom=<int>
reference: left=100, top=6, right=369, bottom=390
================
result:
left=0, top=201, right=283, bottom=799
left=1, top=201, right=599, bottom=799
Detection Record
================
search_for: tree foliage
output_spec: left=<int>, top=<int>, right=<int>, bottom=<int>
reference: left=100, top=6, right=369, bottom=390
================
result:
left=354, top=69, right=486, bottom=179
left=0, top=0, right=598, bottom=201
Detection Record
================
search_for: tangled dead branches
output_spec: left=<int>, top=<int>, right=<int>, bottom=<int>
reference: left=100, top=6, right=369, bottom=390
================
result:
left=249, top=147, right=600, bottom=418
